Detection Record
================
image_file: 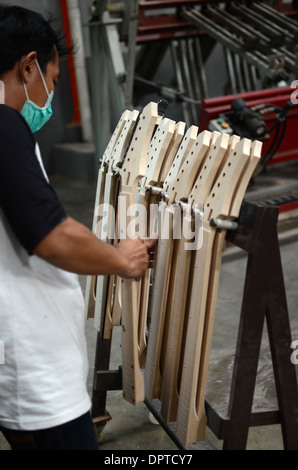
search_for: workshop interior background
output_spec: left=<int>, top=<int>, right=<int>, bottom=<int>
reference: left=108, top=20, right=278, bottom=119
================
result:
left=1, top=0, right=244, bottom=178
left=1, top=0, right=298, bottom=451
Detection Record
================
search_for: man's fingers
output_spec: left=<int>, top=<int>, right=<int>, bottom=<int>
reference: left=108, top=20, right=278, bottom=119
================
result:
left=143, top=236, right=158, bottom=249
left=117, top=236, right=158, bottom=279
left=142, top=236, right=158, bottom=269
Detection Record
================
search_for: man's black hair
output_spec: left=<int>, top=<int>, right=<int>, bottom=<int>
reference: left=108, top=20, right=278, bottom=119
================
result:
left=0, top=4, right=70, bottom=78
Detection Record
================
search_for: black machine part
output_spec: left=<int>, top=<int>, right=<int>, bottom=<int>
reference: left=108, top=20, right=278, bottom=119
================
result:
left=230, top=98, right=268, bottom=140
left=223, top=98, right=294, bottom=171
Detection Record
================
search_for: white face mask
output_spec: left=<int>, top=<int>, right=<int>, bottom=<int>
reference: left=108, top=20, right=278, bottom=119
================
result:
left=20, top=59, right=54, bottom=133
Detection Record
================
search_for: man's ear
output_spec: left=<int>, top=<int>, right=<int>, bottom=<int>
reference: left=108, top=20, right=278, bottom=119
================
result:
left=20, top=51, right=38, bottom=84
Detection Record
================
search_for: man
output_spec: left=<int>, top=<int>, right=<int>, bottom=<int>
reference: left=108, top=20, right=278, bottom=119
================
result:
left=0, top=5, right=156, bottom=450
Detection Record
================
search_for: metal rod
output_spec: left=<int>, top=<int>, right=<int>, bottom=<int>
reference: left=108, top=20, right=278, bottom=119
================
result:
left=125, top=0, right=140, bottom=109
left=194, top=37, right=208, bottom=99
left=224, top=48, right=238, bottom=95
left=210, top=218, right=238, bottom=230
left=171, top=40, right=192, bottom=127
left=230, top=3, right=284, bottom=41
left=207, top=5, right=258, bottom=48
left=254, top=2, right=298, bottom=33
left=181, top=8, right=272, bottom=79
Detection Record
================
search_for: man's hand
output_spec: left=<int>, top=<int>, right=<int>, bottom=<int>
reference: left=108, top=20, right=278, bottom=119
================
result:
left=34, top=217, right=158, bottom=278
left=115, top=237, right=158, bottom=281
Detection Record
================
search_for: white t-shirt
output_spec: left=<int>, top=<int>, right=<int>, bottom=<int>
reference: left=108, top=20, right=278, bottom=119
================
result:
left=0, top=105, right=91, bottom=430
left=0, top=214, right=91, bottom=430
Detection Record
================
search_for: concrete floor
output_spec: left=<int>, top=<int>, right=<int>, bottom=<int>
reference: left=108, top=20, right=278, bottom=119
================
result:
left=1, top=160, right=298, bottom=451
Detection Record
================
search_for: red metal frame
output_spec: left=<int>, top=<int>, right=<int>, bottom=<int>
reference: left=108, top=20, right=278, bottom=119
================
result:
left=137, top=0, right=222, bottom=43
left=199, top=87, right=298, bottom=214
left=135, top=2, right=298, bottom=214
left=279, top=200, right=298, bottom=214
left=199, top=87, right=298, bottom=166
left=275, top=0, right=298, bottom=19
left=136, top=0, right=298, bottom=43
left=137, top=15, right=200, bottom=43
left=139, top=0, right=216, bottom=8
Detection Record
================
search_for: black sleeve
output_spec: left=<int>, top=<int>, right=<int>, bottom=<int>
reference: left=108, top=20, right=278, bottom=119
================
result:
left=0, top=105, right=68, bottom=254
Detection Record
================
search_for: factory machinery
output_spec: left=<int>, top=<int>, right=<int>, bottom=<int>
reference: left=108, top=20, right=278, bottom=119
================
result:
left=84, top=1, right=298, bottom=451
left=88, top=0, right=298, bottom=217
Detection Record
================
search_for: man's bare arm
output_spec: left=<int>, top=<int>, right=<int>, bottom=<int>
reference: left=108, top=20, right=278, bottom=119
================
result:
left=33, top=217, right=157, bottom=280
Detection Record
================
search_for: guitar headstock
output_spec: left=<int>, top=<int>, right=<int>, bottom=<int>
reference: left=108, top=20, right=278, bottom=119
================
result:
left=163, top=125, right=199, bottom=200
left=120, top=102, right=159, bottom=188
left=158, top=121, right=186, bottom=185
left=203, top=137, right=252, bottom=222
left=172, top=130, right=212, bottom=204
left=109, top=110, right=140, bottom=171
left=101, top=110, right=132, bottom=168
left=188, top=132, right=230, bottom=207
left=229, top=139, right=262, bottom=219
left=144, top=118, right=175, bottom=188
